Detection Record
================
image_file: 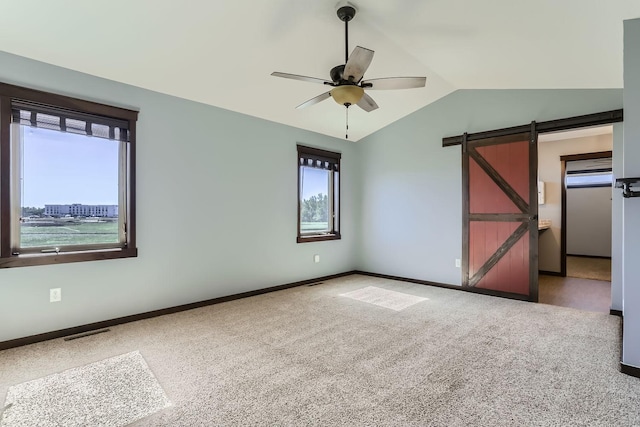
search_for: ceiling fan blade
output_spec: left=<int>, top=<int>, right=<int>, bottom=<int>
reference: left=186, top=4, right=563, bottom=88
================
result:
left=271, top=72, right=332, bottom=85
left=357, top=93, right=379, bottom=112
left=361, top=76, right=427, bottom=90
left=343, top=46, right=374, bottom=83
left=296, top=91, right=332, bottom=109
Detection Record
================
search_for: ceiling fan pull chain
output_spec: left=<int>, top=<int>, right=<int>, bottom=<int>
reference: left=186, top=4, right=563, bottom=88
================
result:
left=345, top=106, right=349, bottom=139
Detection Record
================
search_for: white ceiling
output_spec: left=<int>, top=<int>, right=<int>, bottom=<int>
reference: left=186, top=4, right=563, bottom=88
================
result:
left=1, top=0, right=639, bottom=141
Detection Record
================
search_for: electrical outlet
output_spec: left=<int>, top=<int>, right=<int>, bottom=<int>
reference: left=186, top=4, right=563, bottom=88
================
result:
left=314, top=254, right=320, bottom=263
left=455, top=259, right=461, bottom=268
left=50, top=288, right=61, bottom=303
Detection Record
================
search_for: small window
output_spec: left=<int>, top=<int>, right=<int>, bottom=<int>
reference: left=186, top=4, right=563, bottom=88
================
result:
left=0, top=82, right=138, bottom=268
left=566, top=171, right=613, bottom=188
left=565, top=157, right=613, bottom=189
left=297, top=145, right=341, bottom=243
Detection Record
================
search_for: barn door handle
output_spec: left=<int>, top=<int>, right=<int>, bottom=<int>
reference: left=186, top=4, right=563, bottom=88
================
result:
left=529, top=215, right=538, bottom=221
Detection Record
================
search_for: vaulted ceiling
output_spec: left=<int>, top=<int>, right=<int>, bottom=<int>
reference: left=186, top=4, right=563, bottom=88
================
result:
left=1, top=0, right=639, bottom=141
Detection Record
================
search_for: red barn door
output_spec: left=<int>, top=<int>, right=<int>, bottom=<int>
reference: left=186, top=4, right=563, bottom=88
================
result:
left=462, top=131, right=538, bottom=301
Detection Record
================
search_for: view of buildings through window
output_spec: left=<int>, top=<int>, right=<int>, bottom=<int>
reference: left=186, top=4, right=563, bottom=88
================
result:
left=18, top=126, right=120, bottom=248
left=0, top=82, right=137, bottom=267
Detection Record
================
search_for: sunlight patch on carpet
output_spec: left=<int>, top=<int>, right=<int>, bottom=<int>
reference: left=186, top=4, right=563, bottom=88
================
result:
left=339, top=286, right=428, bottom=311
left=1, top=350, right=170, bottom=427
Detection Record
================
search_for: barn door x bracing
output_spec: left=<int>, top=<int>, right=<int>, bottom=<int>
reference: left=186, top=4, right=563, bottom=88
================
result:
left=462, top=130, right=538, bottom=301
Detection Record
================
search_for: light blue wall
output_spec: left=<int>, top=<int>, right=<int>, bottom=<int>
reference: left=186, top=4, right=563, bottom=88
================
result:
left=622, top=18, right=640, bottom=367
left=357, top=89, right=623, bottom=285
left=0, top=49, right=629, bottom=345
left=0, top=51, right=361, bottom=342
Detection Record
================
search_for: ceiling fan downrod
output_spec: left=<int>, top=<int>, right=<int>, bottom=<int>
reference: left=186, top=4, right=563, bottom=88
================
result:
left=345, top=19, right=349, bottom=63
left=336, top=3, right=357, bottom=65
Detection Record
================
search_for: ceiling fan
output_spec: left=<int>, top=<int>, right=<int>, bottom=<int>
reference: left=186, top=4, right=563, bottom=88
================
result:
left=271, top=2, right=427, bottom=138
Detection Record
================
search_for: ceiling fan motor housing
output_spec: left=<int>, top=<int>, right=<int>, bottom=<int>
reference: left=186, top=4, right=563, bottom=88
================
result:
left=330, top=65, right=345, bottom=82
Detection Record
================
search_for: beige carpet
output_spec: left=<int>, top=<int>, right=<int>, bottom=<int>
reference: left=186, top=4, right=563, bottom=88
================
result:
left=1, top=275, right=639, bottom=426
left=339, top=286, right=428, bottom=311
left=2, top=351, right=170, bottom=427
left=567, top=256, right=611, bottom=282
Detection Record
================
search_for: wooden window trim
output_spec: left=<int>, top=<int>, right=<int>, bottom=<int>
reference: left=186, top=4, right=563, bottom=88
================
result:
left=0, top=82, right=138, bottom=268
left=297, top=145, right=341, bottom=243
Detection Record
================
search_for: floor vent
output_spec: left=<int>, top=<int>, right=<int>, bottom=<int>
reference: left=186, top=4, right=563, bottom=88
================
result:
left=64, top=329, right=110, bottom=341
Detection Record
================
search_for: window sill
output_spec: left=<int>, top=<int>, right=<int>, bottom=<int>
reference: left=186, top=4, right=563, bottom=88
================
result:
left=297, top=233, right=341, bottom=243
left=0, top=247, right=138, bottom=268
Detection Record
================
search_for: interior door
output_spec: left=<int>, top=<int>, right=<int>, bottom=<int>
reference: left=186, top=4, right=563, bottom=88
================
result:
left=462, top=131, right=538, bottom=301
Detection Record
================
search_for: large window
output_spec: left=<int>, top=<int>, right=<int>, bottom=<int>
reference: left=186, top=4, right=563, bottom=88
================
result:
left=297, top=145, right=340, bottom=243
left=0, top=83, right=138, bottom=267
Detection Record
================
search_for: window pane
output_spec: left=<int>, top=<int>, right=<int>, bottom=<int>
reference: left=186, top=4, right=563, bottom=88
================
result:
left=566, top=171, right=613, bottom=188
left=19, top=126, right=120, bottom=248
left=300, top=166, right=330, bottom=233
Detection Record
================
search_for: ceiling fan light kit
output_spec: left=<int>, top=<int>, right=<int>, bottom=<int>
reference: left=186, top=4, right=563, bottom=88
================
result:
left=330, top=85, right=364, bottom=106
left=271, top=1, right=426, bottom=138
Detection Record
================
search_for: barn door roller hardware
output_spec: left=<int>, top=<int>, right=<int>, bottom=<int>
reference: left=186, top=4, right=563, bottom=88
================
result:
left=615, top=178, right=640, bottom=198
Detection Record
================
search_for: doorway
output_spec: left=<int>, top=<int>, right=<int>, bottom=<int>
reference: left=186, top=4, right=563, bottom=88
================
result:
left=536, top=127, right=613, bottom=313
left=564, top=152, right=612, bottom=281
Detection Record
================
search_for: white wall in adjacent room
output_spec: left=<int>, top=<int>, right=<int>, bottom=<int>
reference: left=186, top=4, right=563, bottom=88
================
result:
left=566, top=186, right=612, bottom=257
left=537, top=135, right=612, bottom=273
